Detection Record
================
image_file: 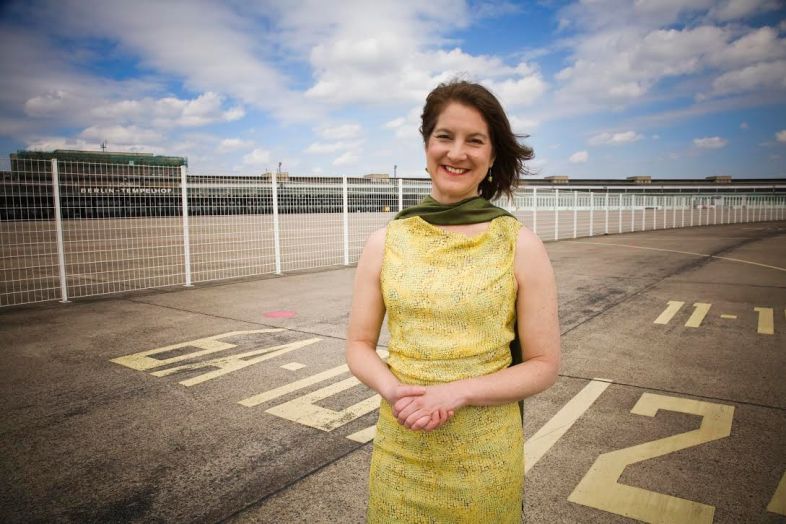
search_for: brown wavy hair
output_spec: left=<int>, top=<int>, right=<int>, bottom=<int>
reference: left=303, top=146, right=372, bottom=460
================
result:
left=420, top=80, right=533, bottom=201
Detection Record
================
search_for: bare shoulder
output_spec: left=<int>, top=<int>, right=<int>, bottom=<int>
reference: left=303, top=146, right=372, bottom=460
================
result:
left=365, top=226, right=388, bottom=254
left=514, top=225, right=554, bottom=281
left=357, top=226, right=388, bottom=274
left=515, top=225, right=547, bottom=257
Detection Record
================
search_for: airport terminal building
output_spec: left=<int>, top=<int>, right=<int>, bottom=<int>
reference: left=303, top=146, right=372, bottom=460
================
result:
left=2, top=149, right=785, bottom=220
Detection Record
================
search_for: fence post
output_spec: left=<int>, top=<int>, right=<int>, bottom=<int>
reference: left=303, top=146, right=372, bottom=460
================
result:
left=180, top=165, right=193, bottom=287
left=342, top=177, right=349, bottom=265
left=589, top=191, right=594, bottom=236
left=271, top=169, right=282, bottom=274
left=630, top=194, right=635, bottom=232
left=618, top=194, right=622, bottom=233
left=573, top=191, right=578, bottom=239
left=532, top=187, right=537, bottom=235
left=398, top=178, right=403, bottom=212
left=554, top=189, right=559, bottom=241
left=745, top=196, right=749, bottom=223
left=641, top=196, right=646, bottom=231
left=604, top=191, right=608, bottom=235
left=51, top=159, right=69, bottom=303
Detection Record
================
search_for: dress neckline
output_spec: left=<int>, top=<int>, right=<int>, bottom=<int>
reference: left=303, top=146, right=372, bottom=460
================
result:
left=414, top=216, right=499, bottom=242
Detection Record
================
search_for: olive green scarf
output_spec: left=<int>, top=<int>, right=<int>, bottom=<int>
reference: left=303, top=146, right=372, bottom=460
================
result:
left=394, top=194, right=524, bottom=423
left=394, top=195, right=514, bottom=224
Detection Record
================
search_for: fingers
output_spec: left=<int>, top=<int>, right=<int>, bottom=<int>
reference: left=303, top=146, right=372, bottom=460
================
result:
left=392, top=396, right=417, bottom=418
left=411, top=415, right=432, bottom=431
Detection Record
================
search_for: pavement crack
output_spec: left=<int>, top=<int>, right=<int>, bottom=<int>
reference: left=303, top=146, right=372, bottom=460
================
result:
left=557, top=373, right=786, bottom=411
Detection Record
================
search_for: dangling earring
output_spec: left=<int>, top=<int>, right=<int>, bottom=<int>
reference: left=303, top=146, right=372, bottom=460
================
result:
left=487, top=168, right=493, bottom=183
left=425, top=167, right=429, bottom=174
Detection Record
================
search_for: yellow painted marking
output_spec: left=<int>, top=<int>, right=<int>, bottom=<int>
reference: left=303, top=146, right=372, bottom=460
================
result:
left=654, top=301, right=684, bottom=325
left=525, top=378, right=612, bottom=474
left=281, top=362, right=306, bottom=371
left=346, top=425, right=376, bottom=443
left=767, top=471, right=786, bottom=515
left=266, top=376, right=381, bottom=432
left=754, top=307, right=774, bottom=335
left=151, top=337, right=321, bottom=386
left=575, top=241, right=786, bottom=272
left=568, top=393, right=734, bottom=524
left=720, top=314, right=737, bottom=319
left=685, top=303, right=711, bottom=328
left=238, top=349, right=388, bottom=407
left=110, top=329, right=284, bottom=370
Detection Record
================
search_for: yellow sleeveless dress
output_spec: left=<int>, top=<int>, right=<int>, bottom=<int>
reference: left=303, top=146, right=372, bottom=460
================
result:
left=369, top=215, right=524, bottom=523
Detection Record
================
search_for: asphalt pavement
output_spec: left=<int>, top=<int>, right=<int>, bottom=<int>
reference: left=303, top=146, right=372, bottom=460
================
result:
left=1, top=221, right=784, bottom=523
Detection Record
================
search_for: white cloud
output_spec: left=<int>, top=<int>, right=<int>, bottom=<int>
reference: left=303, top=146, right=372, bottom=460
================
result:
left=776, top=130, right=786, bottom=143
left=589, top=130, right=643, bottom=145
left=707, top=0, right=782, bottom=22
left=316, top=123, right=362, bottom=140
left=508, top=115, right=539, bottom=135
left=306, top=141, right=354, bottom=154
left=706, top=60, right=786, bottom=98
left=333, top=150, right=359, bottom=166
left=27, top=0, right=317, bottom=122
left=217, top=138, right=253, bottom=153
left=87, top=92, right=244, bottom=128
left=384, top=117, right=406, bottom=129
left=79, top=125, right=162, bottom=145
left=693, top=136, right=728, bottom=149
left=569, top=150, right=589, bottom=163
left=243, top=148, right=272, bottom=166
left=708, top=27, right=786, bottom=70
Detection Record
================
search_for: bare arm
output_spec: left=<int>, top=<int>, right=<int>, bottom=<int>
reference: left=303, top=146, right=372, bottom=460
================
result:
left=395, top=226, right=561, bottom=425
left=345, top=227, right=452, bottom=431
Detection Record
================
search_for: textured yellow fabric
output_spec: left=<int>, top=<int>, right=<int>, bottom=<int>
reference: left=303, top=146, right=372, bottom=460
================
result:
left=369, top=215, right=524, bottom=523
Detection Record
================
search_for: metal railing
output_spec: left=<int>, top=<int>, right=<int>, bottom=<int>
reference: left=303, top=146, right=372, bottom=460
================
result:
left=1, top=158, right=784, bottom=307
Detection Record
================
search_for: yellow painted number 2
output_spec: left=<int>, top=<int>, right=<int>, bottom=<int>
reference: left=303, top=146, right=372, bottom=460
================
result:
left=568, top=393, right=734, bottom=524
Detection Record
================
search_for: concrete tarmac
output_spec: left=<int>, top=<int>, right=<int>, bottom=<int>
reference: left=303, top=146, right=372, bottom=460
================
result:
left=1, top=221, right=784, bottom=523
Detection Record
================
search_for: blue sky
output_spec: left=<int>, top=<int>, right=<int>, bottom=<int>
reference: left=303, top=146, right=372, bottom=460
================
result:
left=1, top=0, right=785, bottom=180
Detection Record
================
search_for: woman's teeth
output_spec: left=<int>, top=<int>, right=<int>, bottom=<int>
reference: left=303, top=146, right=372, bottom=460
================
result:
left=444, top=166, right=467, bottom=174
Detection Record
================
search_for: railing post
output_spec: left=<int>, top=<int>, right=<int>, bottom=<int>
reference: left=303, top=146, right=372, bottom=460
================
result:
left=573, top=191, right=578, bottom=239
left=618, top=194, right=622, bottom=233
left=51, top=159, right=69, bottom=303
left=641, top=194, right=647, bottom=231
left=398, top=178, right=403, bottom=212
left=631, top=194, right=635, bottom=232
left=604, top=191, right=609, bottom=235
left=681, top=197, right=685, bottom=227
left=180, top=165, right=192, bottom=287
left=690, top=196, right=694, bottom=226
left=532, top=187, right=537, bottom=235
left=342, top=177, right=349, bottom=265
left=745, top=196, right=749, bottom=223
left=554, top=189, right=559, bottom=241
left=271, top=169, right=282, bottom=274
left=589, top=191, right=594, bottom=236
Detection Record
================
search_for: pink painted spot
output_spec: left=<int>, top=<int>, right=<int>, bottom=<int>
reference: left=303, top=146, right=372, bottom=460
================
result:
left=264, top=310, right=296, bottom=319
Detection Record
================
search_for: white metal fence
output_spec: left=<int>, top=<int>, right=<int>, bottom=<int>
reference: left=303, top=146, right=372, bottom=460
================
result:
left=1, top=158, right=784, bottom=307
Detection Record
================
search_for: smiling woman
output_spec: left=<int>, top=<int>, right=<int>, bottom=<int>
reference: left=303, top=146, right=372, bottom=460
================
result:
left=346, top=80, right=561, bottom=523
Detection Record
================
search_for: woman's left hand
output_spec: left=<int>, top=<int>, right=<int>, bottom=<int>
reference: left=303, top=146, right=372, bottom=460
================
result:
left=393, top=383, right=464, bottom=430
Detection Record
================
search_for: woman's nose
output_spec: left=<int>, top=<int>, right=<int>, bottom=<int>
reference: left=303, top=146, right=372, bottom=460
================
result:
left=446, top=141, right=467, bottom=161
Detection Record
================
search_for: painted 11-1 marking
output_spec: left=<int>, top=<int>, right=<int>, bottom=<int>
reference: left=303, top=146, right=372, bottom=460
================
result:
left=654, top=300, right=777, bottom=334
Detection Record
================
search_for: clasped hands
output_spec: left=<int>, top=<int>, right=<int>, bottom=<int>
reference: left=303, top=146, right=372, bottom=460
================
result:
left=387, top=383, right=462, bottom=432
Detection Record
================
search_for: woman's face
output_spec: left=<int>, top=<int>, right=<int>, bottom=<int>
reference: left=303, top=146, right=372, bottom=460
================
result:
left=425, top=101, right=495, bottom=204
